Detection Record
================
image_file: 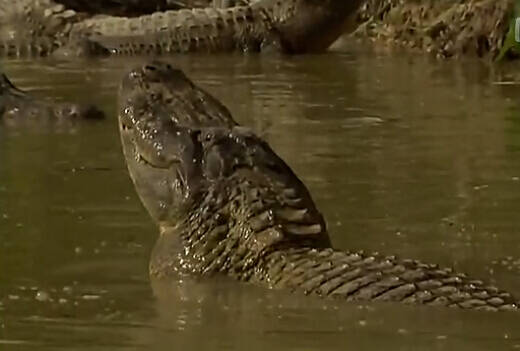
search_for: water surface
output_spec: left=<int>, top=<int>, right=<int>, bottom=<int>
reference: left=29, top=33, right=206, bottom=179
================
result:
left=1, top=44, right=520, bottom=350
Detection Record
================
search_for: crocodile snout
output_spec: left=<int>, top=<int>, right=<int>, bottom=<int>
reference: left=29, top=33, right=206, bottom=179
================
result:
left=55, top=103, right=105, bottom=120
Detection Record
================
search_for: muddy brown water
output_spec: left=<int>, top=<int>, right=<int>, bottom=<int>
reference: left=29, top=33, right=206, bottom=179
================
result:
left=1, top=43, right=520, bottom=350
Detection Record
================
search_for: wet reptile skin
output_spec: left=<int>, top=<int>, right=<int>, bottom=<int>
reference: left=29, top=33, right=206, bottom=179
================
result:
left=0, top=0, right=361, bottom=56
left=117, top=61, right=519, bottom=312
left=0, top=72, right=104, bottom=125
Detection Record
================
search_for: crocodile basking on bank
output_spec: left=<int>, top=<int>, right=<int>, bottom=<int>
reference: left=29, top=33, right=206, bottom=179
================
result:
left=0, top=72, right=104, bottom=126
left=117, top=60, right=519, bottom=312
left=0, top=0, right=362, bottom=57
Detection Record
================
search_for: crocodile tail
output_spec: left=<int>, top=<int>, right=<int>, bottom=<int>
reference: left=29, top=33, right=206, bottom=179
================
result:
left=0, top=0, right=81, bottom=57
left=257, top=247, right=519, bottom=312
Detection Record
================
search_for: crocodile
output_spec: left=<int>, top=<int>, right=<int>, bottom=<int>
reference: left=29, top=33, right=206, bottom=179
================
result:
left=0, top=0, right=362, bottom=57
left=0, top=72, right=104, bottom=126
left=117, top=60, right=519, bottom=312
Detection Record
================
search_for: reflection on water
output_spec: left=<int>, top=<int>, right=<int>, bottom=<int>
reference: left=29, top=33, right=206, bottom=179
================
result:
left=1, top=44, right=520, bottom=349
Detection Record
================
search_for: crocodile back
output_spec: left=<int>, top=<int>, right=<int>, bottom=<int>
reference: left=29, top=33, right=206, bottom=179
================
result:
left=166, top=127, right=332, bottom=277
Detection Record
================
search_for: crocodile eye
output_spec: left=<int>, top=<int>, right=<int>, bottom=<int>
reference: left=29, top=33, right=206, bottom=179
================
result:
left=205, top=133, right=213, bottom=141
left=144, top=65, right=157, bottom=72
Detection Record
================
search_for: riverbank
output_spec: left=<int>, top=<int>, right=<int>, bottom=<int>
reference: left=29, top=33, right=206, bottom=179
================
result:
left=352, top=0, right=514, bottom=59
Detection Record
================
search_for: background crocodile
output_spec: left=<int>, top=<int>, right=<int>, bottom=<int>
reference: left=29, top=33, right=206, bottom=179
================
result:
left=0, top=71, right=104, bottom=126
left=117, top=60, right=520, bottom=312
left=0, top=0, right=362, bottom=57
left=3, top=0, right=515, bottom=59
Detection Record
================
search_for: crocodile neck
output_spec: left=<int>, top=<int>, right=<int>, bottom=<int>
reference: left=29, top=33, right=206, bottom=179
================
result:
left=150, top=166, right=331, bottom=278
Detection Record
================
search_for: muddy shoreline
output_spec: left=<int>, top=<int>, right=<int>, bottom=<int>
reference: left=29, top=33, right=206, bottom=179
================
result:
left=353, top=0, right=514, bottom=60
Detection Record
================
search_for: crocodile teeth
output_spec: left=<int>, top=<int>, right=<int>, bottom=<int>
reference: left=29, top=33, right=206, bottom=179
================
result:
left=284, top=223, right=322, bottom=236
left=275, top=207, right=308, bottom=222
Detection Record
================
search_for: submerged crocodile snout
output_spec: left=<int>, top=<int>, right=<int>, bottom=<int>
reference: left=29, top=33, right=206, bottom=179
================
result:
left=55, top=103, right=105, bottom=120
left=0, top=71, right=105, bottom=126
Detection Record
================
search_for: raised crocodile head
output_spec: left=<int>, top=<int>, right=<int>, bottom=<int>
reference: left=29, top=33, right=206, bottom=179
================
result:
left=118, top=61, right=238, bottom=223
left=118, top=61, right=330, bottom=276
left=259, top=0, right=363, bottom=53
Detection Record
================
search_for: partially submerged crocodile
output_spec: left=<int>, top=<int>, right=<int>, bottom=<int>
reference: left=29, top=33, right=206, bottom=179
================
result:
left=0, top=0, right=362, bottom=57
left=117, top=60, right=519, bottom=312
left=0, top=72, right=104, bottom=126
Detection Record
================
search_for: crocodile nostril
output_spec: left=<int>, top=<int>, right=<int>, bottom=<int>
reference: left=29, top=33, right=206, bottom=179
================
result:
left=121, top=122, right=132, bottom=131
left=144, top=65, right=157, bottom=72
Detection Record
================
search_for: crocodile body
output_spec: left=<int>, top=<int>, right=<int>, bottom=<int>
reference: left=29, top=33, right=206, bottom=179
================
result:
left=0, top=0, right=362, bottom=57
left=0, top=72, right=104, bottom=126
left=77, top=0, right=361, bottom=54
left=117, top=61, right=519, bottom=312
